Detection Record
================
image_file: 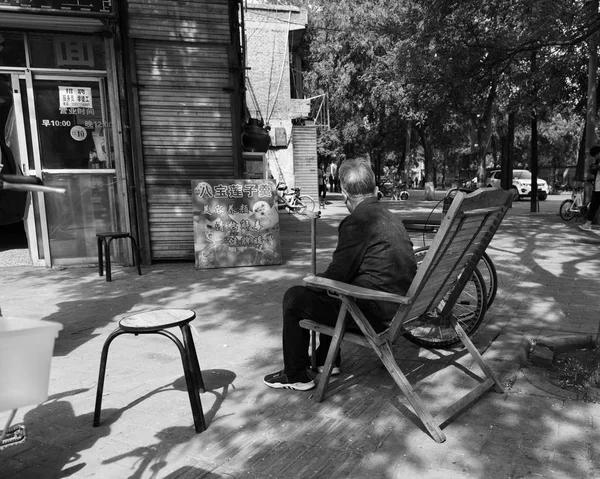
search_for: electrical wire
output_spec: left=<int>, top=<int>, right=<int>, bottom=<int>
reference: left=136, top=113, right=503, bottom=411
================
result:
left=266, top=10, right=292, bottom=125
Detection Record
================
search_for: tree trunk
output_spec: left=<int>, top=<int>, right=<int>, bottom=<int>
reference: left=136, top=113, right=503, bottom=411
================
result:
left=576, top=121, right=587, bottom=182
left=586, top=0, right=599, bottom=173
left=531, top=50, right=539, bottom=213
left=417, top=125, right=435, bottom=200
left=404, top=121, right=411, bottom=184
left=475, top=79, right=498, bottom=187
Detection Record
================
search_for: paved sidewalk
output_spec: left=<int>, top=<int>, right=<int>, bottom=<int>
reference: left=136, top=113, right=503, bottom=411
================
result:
left=1, top=193, right=600, bottom=478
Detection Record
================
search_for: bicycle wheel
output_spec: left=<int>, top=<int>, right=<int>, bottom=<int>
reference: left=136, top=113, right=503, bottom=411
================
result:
left=478, top=251, right=498, bottom=308
left=559, top=199, right=575, bottom=221
left=411, top=246, right=497, bottom=308
left=297, top=195, right=316, bottom=213
left=402, top=247, right=487, bottom=348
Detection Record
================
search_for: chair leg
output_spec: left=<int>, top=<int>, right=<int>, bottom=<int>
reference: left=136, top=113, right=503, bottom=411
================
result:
left=344, top=300, right=446, bottom=443
left=314, top=303, right=348, bottom=403
left=451, top=316, right=504, bottom=393
left=93, top=328, right=127, bottom=427
left=376, top=340, right=446, bottom=443
left=97, top=237, right=104, bottom=277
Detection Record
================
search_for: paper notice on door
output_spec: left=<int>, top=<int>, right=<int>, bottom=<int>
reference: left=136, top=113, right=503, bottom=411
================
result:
left=58, top=86, right=92, bottom=108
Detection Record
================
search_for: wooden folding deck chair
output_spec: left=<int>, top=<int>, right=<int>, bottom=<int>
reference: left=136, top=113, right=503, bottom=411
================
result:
left=299, top=188, right=513, bottom=443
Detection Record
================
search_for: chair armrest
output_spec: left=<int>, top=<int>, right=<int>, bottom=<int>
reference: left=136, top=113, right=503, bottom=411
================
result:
left=303, top=275, right=411, bottom=304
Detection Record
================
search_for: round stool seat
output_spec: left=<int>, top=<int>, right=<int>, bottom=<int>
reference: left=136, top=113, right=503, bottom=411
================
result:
left=119, top=309, right=196, bottom=332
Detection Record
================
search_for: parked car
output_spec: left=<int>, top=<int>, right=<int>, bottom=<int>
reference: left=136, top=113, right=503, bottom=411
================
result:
left=486, top=169, right=549, bottom=201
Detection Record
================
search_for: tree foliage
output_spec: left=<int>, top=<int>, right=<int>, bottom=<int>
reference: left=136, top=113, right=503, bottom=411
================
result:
left=295, top=0, right=600, bottom=197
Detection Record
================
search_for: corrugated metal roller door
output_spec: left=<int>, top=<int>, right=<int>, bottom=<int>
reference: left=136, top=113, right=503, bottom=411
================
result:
left=128, top=0, right=232, bottom=44
left=128, top=0, right=236, bottom=260
left=127, top=0, right=231, bottom=44
left=292, top=126, right=318, bottom=199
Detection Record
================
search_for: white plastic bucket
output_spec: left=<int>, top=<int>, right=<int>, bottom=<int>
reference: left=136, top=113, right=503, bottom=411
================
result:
left=0, top=318, right=63, bottom=412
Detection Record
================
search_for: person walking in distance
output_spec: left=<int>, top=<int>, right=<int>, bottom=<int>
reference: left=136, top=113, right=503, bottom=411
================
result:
left=318, top=163, right=327, bottom=208
left=579, top=145, right=600, bottom=232
left=328, top=162, right=336, bottom=192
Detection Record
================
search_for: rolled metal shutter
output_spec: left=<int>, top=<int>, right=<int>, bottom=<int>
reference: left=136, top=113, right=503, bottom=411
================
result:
left=127, top=0, right=239, bottom=260
left=292, top=126, right=318, bottom=199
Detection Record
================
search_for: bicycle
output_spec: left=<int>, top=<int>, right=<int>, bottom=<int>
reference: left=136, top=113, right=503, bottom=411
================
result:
left=400, top=188, right=499, bottom=348
left=559, top=186, right=590, bottom=221
left=275, top=182, right=316, bottom=214
left=377, top=179, right=410, bottom=200
left=411, top=187, right=498, bottom=308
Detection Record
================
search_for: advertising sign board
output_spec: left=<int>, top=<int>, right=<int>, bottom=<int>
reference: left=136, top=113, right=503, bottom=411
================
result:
left=191, top=179, right=282, bottom=269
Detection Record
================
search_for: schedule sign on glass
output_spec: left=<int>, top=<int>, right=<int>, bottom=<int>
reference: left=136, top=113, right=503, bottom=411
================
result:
left=191, top=179, right=282, bottom=269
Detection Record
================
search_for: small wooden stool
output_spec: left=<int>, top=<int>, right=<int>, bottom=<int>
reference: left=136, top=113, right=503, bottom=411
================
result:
left=93, top=309, right=207, bottom=433
left=96, top=232, right=142, bottom=282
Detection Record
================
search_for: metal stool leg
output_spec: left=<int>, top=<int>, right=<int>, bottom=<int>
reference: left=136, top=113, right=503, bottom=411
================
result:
left=97, top=236, right=104, bottom=277
left=166, top=330, right=206, bottom=433
left=93, top=328, right=128, bottom=427
left=181, top=324, right=205, bottom=393
left=154, top=329, right=206, bottom=433
left=105, top=237, right=114, bottom=282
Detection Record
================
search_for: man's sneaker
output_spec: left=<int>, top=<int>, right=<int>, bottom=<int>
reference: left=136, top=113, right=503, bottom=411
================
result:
left=317, top=365, right=341, bottom=376
left=263, top=370, right=315, bottom=391
left=579, top=223, right=593, bottom=231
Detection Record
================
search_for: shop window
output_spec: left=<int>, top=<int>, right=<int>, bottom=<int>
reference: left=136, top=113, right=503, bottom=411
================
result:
left=0, top=31, right=26, bottom=67
left=29, top=33, right=105, bottom=70
left=34, top=79, right=111, bottom=170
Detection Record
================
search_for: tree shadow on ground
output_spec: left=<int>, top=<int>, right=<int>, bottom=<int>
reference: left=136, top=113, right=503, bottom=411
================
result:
left=1, top=388, right=121, bottom=478
left=2, top=200, right=599, bottom=477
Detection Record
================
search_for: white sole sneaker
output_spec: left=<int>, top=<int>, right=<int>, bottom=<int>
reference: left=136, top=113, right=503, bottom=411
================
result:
left=263, top=371, right=315, bottom=391
left=317, top=366, right=341, bottom=376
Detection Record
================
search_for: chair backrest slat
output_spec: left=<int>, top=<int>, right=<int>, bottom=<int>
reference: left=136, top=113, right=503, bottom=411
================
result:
left=388, top=188, right=512, bottom=341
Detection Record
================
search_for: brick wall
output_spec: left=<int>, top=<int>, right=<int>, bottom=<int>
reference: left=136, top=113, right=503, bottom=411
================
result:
left=244, top=4, right=310, bottom=186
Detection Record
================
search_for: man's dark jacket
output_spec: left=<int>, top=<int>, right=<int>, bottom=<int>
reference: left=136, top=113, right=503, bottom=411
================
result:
left=319, top=196, right=417, bottom=327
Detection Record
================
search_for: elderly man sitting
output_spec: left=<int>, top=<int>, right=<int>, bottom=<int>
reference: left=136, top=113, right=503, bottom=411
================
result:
left=264, top=158, right=417, bottom=390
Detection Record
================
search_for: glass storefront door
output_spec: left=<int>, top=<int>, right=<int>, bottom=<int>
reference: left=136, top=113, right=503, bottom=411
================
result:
left=30, top=76, right=118, bottom=265
left=4, top=72, right=119, bottom=266
left=1, top=30, right=126, bottom=267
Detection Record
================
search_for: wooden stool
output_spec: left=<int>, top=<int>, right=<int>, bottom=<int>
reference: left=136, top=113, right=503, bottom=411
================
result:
left=93, top=309, right=206, bottom=433
left=96, top=232, right=142, bottom=282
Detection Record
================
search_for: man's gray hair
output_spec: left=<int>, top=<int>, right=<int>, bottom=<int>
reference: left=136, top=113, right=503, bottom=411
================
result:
left=339, top=158, right=377, bottom=197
